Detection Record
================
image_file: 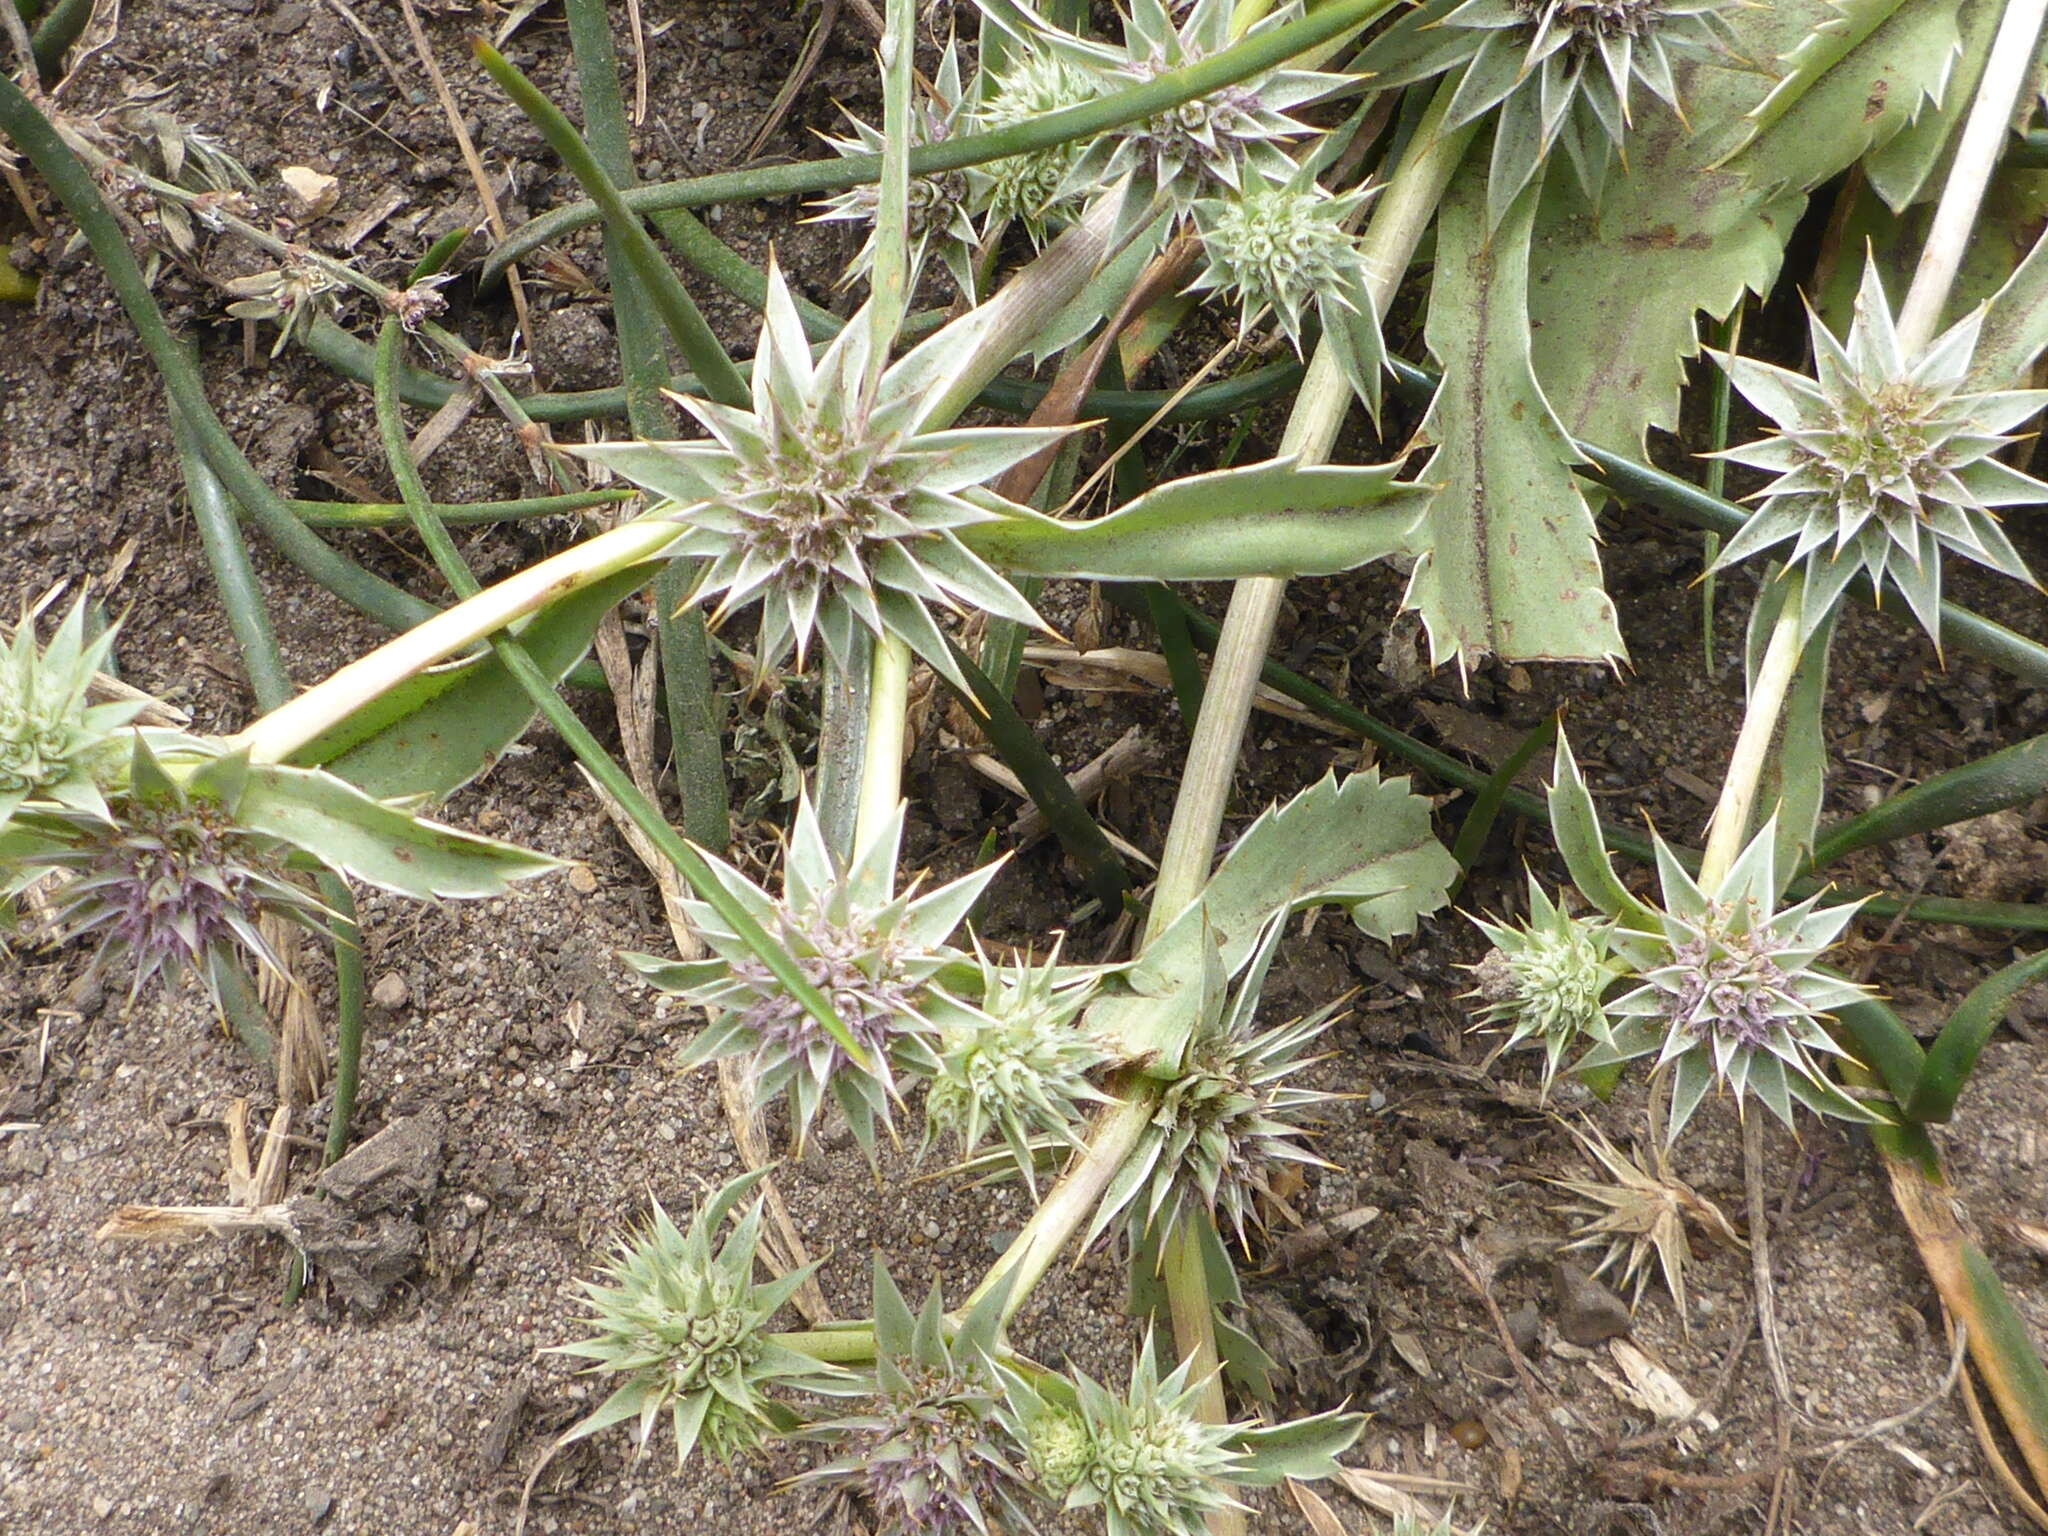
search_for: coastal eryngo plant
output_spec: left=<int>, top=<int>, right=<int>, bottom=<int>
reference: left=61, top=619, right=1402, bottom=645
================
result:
left=624, top=795, right=1000, bottom=1156
left=981, top=0, right=1347, bottom=222
left=1189, top=173, right=1386, bottom=413
left=922, top=939, right=1112, bottom=1191
left=815, top=45, right=980, bottom=298
left=1710, top=264, right=2048, bottom=644
left=1094, top=915, right=1338, bottom=1250
left=0, top=596, right=140, bottom=826
left=1585, top=824, right=1877, bottom=1139
left=574, top=265, right=1071, bottom=693
left=796, top=1265, right=1037, bottom=1535
left=1005, top=1340, right=1252, bottom=1536
left=1359, top=0, right=1730, bottom=220
left=1466, top=875, right=1624, bottom=1097
left=10, top=736, right=327, bottom=1004
left=554, top=1171, right=850, bottom=1467
left=969, top=45, right=1102, bottom=239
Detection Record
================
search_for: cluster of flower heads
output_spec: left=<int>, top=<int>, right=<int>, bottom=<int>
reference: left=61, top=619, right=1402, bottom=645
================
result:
left=553, top=1172, right=855, bottom=1466
left=818, top=0, right=1390, bottom=406
left=1469, top=750, right=1877, bottom=1141
left=1710, top=263, right=2048, bottom=645
left=559, top=1201, right=1360, bottom=1534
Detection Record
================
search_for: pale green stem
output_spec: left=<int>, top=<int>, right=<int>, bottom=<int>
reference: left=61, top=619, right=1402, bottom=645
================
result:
left=1078, top=91, right=1474, bottom=1536
left=1895, top=0, right=2048, bottom=356
left=965, top=1095, right=1157, bottom=1319
left=1145, top=86, right=1475, bottom=938
left=855, top=631, right=914, bottom=853
left=1700, top=572, right=1807, bottom=889
left=228, top=519, right=684, bottom=763
left=865, top=0, right=915, bottom=389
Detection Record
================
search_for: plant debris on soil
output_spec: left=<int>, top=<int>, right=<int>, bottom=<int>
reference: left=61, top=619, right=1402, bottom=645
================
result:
left=3, top=1, right=2048, bottom=1534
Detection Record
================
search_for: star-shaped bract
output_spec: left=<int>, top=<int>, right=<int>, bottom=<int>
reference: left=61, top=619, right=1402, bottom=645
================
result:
left=1712, top=262, right=2048, bottom=645
left=574, top=262, right=1072, bottom=693
left=624, top=794, right=1002, bottom=1157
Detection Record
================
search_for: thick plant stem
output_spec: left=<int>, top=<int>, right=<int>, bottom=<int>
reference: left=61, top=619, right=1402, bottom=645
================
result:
left=966, top=1096, right=1158, bottom=1320
left=1701, top=573, right=1806, bottom=888
left=1123, top=89, right=1474, bottom=1535
left=1146, top=84, right=1473, bottom=937
left=1896, top=0, right=2048, bottom=356
left=856, top=633, right=913, bottom=854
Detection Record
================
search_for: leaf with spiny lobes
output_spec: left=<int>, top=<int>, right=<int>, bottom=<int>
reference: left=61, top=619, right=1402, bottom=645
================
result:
left=1403, top=167, right=1623, bottom=669
left=1523, top=0, right=1964, bottom=461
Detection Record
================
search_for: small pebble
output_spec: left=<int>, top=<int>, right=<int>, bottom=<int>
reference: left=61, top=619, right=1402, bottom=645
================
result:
left=568, top=865, right=600, bottom=894
left=371, top=972, right=409, bottom=1010
left=303, top=1489, right=333, bottom=1523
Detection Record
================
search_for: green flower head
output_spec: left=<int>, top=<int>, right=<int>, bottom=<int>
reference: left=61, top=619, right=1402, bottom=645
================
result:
left=625, top=794, right=1002, bottom=1157
left=1466, top=875, right=1624, bottom=1097
left=1711, top=263, right=2048, bottom=645
left=969, top=45, right=1104, bottom=240
left=0, top=595, right=141, bottom=827
left=1190, top=173, right=1387, bottom=411
left=574, top=263, right=1072, bottom=694
left=553, top=1171, right=852, bottom=1467
left=1007, top=1340, right=1251, bottom=1536
left=921, top=937, right=1112, bottom=1193
left=795, top=1264, right=1039, bottom=1534
left=1587, top=825, right=1878, bottom=1140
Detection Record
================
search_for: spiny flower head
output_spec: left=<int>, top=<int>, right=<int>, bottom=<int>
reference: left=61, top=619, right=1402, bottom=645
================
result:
left=1006, top=1340, right=1252, bottom=1536
left=795, top=1264, right=1038, bottom=1535
left=624, top=795, right=1002, bottom=1156
left=0, top=596, right=141, bottom=826
left=980, top=0, right=1347, bottom=221
left=922, top=938, right=1112, bottom=1192
left=1357, top=0, right=1730, bottom=221
left=815, top=44, right=982, bottom=298
left=1093, top=913, right=1338, bottom=1251
left=222, top=255, right=339, bottom=358
left=574, top=262, right=1070, bottom=693
left=968, top=46, right=1103, bottom=238
left=1585, top=824, right=1878, bottom=1140
left=1711, top=263, right=2048, bottom=644
left=553, top=1171, right=851, bottom=1467
left=12, top=735, right=327, bottom=1007
left=1466, top=875, right=1624, bottom=1097
left=1190, top=174, right=1387, bottom=413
